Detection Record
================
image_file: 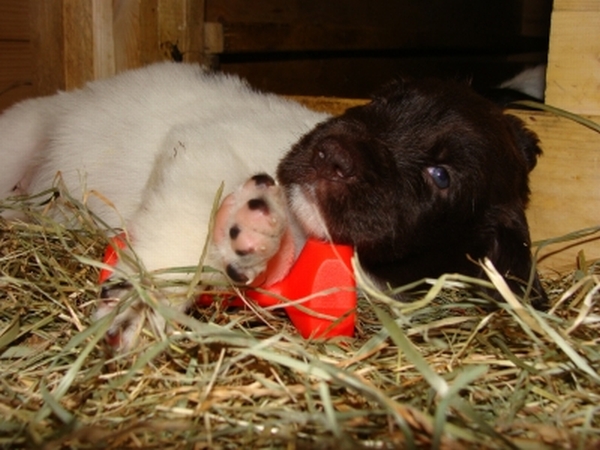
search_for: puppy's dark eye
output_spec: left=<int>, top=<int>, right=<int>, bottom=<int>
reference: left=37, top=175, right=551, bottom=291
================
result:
left=427, top=166, right=450, bottom=189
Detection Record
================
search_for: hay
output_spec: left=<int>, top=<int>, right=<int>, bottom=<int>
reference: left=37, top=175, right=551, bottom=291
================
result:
left=1, top=193, right=599, bottom=450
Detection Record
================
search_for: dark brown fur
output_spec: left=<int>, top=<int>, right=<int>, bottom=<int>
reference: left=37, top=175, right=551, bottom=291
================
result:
left=277, top=78, right=547, bottom=306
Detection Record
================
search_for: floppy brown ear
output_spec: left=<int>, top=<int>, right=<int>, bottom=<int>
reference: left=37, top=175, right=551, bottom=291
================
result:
left=483, top=205, right=548, bottom=309
left=504, top=114, right=543, bottom=172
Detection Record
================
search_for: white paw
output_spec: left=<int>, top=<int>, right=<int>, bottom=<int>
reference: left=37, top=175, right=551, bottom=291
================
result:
left=213, top=173, right=289, bottom=284
left=95, top=279, right=183, bottom=351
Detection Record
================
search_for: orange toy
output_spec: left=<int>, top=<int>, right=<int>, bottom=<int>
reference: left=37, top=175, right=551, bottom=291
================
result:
left=99, top=236, right=357, bottom=338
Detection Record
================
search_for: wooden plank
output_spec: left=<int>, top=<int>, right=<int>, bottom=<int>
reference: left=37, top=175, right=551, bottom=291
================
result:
left=511, top=110, right=600, bottom=272
left=138, top=0, right=162, bottom=66
left=30, top=0, right=66, bottom=96
left=62, top=0, right=118, bottom=87
left=206, top=0, right=534, bottom=31
left=553, top=0, right=600, bottom=10
left=157, top=0, right=187, bottom=60
left=113, top=0, right=143, bottom=72
left=520, top=0, right=553, bottom=36
left=155, top=0, right=206, bottom=63
left=0, top=0, right=29, bottom=40
left=0, top=41, right=34, bottom=112
left=30, top=0, right=117, bottom=94
left=215, top=23, right=545, bottom=54
left=545, top=10, right=600, bottom=115
left=30, top=0, right=207, bottom=95
left=121, top=0, right=206, bottom=68
left=206, top=0, right=549, bottom=54
left=0, top=42, right=32, bottom=87
left=92, top=0, right=116, bottom=80
left=62, top=0, right=95, bottom=89
left=182, top=0, right=205, bottom=63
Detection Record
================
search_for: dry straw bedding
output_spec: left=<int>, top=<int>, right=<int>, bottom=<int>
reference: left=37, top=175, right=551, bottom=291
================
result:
left=0, top=189, right=599, bottom=450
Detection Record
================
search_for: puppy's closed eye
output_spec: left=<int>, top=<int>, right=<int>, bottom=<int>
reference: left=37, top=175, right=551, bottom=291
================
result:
left=426, top=166, right=450, bottom=189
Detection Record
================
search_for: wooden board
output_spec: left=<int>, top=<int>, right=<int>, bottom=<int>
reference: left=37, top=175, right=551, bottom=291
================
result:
left=205, top=0, right=550, bottom=54
left=0, top=0, right=29, bottom=40
left=0, top=1, right=32, bottom=112
left=0, top=41, right=33, bottom=112
left=29, top=0, right=207, bottom=95
left=514, top=110, right=600, bottom=273
left=545, top=0, right=600, bottom=114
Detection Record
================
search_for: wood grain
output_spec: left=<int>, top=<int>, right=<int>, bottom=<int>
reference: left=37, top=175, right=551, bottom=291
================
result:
left=553, top=0, right=600, bottom=11
left=205, top=0, right=548, bottom=54
left=30, top=0, right=65, bottom=95
left=0, top=41, right=33, bottom=111
left=92, top=0, right=116, bottom=80
left=0, top=0, right=29, bottom=40
left=545, top=9, right=600, bottom=115
left=512, top=110, right=600, bottom=272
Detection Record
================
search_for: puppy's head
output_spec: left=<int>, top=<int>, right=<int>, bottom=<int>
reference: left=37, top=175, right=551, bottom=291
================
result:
left=277, top=78, right=546, bottom=303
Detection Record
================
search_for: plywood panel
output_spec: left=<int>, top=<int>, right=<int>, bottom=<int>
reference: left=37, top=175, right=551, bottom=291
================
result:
left=513, top=110, right=600, bottom=272
left=545, top=5, right=600, bottom=114
left=0, top=41, right=34, bottom=111
left=0, top=0, right=29, bottom=40
left=553, top=0, right=600, bottom=10
left=206, top=0, right=548, bottom=54
left=62, top=0, right=95, bottom=89
left=30, top=0, right=207, bottom=94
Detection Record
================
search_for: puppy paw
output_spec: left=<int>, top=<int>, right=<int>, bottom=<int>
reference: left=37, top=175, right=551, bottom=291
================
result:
left=95, top=278, right=183, bottom=351
left=213, top=174, right=289, bottom=284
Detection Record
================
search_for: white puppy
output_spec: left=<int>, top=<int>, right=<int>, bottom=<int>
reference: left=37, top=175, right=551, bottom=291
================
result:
left=0, top=62, right=328, bottom=349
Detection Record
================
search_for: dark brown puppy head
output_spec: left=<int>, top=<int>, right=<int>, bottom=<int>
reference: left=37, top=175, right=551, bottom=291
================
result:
left=277, top=78, right=546, bottom=304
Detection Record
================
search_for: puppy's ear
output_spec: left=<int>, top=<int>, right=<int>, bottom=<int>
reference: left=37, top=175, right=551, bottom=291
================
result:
left=504, top=114, right=543, bottom=172
left=371, top=78, right=409, bottom=103
left=484, top=205, right=548, bottom=308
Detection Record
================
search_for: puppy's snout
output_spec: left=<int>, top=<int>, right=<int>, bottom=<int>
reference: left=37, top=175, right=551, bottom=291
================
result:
left=312, top=139, right=354, bottom=180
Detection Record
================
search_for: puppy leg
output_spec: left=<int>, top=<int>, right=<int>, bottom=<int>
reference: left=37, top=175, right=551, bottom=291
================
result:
left=94, top=174, right=303, bottom=350
left=92, top=145, right=297, bottom=350
left=213, top=174, right=300, bottom=286
left=95, top=272, right=188, bottom=351
left=92, top=138, right=224, bottom=350
left=0, top=97, right=55, bottom=215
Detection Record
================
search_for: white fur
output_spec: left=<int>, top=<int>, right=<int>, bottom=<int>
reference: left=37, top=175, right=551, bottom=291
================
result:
left=0, top=62, right=329, bottom=348
left=499, top=64, right=546, bottom=100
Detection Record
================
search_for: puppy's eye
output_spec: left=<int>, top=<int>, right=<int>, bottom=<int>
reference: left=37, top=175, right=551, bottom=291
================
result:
left=427, top=166, right=450, bottom=189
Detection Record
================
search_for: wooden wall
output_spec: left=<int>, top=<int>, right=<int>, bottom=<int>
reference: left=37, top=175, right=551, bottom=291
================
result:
left=0, top=0, right=33, bottom=112
left=545, top=0, right=600, bottom=115
left=525, top=0, right=600, bottom=272
left=29, top=0, right=207, bottom=97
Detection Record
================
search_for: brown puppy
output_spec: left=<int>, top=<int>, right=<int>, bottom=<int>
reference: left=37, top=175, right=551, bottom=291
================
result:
left=277, top=78, right=547, bottom=306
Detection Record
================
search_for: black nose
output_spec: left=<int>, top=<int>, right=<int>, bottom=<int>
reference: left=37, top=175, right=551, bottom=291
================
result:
left=311, top=139, right=354, bottom=180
